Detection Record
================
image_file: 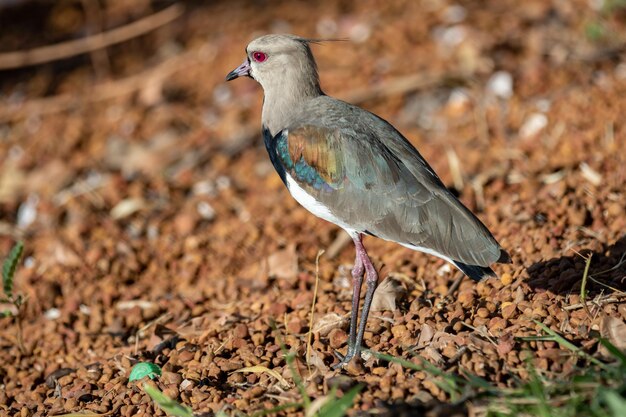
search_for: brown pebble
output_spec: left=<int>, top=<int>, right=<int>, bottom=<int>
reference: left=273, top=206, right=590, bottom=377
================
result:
left=287, top=317, right=304, bottom=334
left=234, top=323, right=249, bottom=339
left=162, top=384, right=179, bottom=401
left=391, top=324, right=409, bottom=338
left=328, top=328, right=348, bottom=349
left=161, top=371, right=183, bottom=386
left=500, top=273, right=513, bottom=285
left=457, top=290, right=475, bottom=306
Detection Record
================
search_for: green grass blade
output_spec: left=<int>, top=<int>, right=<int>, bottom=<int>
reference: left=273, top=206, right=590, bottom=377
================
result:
left=270, top=319, right=311, bottom=408
left=535, top=321, right=611, bottom=371
left=461, top=369, right=496, bottom=391
left=251, top=402, right=302, bottom=417
left=143, top=383, right=194, bottom=417
left=318, top=384, right=363, bottom=417
left=598, top=337, right=626, bottom=367
left=371, top=351, right=425, bottom=371
left=527, top=366, right=551, bottom=417
left=603, top=390, right=626, bottom=416
left=517, top=335, right=555, bottom=342
left=372, top=351, right=463, bottom=400
left=2, top=241, right=24, bottom=299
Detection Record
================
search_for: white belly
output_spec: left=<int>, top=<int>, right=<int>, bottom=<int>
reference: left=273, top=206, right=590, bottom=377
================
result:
left=285, top=173, right=357, bottom=236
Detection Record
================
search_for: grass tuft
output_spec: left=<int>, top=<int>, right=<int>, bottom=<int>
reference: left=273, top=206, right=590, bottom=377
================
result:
left=1, top=241, right=27, bottom=353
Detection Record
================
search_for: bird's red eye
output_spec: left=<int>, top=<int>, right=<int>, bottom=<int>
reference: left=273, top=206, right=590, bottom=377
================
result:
left=252, top=51, right=267, bottom=62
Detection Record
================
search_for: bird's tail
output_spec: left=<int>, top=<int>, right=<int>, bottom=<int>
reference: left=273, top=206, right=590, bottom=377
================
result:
left=453, top=249, right=512, bottom=282
left=453, top=261, right=496, bottom=281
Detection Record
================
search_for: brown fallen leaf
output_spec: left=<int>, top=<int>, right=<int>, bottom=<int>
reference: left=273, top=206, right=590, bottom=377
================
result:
left=424, top=346, right=444, bottom=364
left=371, top=276, right=406, bottom=312
left=599, top=315, right=626, bottom=358
left=416, top=323, right=435, bottom=349
left=305, top=347, right=329, bottom=375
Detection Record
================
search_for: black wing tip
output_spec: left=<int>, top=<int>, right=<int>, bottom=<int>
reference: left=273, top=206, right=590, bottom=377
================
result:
left=453, top=261, right=497, bottom=282
left=498, top=249, right=512, bottom=264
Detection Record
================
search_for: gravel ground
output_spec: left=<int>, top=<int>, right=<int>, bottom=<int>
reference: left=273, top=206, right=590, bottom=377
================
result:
left=0, top=1, right=625, bottom=416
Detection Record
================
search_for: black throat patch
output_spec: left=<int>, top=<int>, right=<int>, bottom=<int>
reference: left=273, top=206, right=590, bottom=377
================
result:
left=262, top=126, right=288, bottom=187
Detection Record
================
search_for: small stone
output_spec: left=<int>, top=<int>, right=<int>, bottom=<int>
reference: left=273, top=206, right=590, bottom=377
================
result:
left=287, top=317, right=303, bottom=334
left=519, top=113, right=548, bottom=138
left=328, top=328, right=348, bottom=349
left=500, top=273, right=513, bottom=286
left=234, top=323, right=249, bottom=339
left=161, top=371, right=183, bottom=386
left=457, top=290, right=475, bottom=306
left=486, top=71, right=513, bottom=99
left=391, top=324, right=409, bottom=338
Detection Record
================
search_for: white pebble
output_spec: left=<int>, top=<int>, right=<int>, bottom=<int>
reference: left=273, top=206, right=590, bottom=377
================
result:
left=433, top=25, right=467, bottom=47
left=17, top=194, right=39, bottom=229
left=436, top=263, right=452, bottom=276
left=448, top=88, right=470, bottom=107
left=44, top=308, right=61, bottom=320
left=519, top=113, right=548, bottom=137
left=486, top=71, right=514, bottom=99
left=110, top=198, right=145, bottom=220
left=197, top=201, right=216, bottom=220
left=349, top=22, right=371, bottom=43
left=216, top=176, right=231, bottom=190
left=192, top=180, right=216, bottom=196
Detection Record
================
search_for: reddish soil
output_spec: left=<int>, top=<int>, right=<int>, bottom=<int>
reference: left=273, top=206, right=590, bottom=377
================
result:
left=0, top=1, right=625, bottom=416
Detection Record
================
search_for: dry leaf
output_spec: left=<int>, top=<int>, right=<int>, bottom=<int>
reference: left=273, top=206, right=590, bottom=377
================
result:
left=599, top=315, right=626, bottom=353
left=416, top=323, right=435, bottom=349
left=306, top=348, right=329, bottom=374
left=312, top=312, right=346, bottom=336
left=371, top=276, right=405, bottom=312
left=424, top=346, right=444, bottom=364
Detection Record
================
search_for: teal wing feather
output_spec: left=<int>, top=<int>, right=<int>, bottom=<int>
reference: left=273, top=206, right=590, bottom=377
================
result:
left=276, top=124, right=402, bottom=195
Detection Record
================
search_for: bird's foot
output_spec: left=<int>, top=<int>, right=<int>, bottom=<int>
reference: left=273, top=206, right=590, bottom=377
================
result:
left=332, top=346, right=358, bottom=369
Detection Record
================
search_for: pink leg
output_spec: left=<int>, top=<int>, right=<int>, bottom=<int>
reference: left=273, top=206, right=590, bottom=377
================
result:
left=334, top=233, right=379, bottom=368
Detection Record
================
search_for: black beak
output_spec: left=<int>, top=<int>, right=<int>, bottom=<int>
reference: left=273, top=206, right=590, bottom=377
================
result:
left=226, top=58, right=251, bottom=81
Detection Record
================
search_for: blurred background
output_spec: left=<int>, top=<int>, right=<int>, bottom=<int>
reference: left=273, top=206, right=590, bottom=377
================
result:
left=1, top=1, right=625, bottom=416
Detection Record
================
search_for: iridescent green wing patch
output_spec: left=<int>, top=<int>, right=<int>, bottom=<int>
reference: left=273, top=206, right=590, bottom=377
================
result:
left=277, top=126, right=345, bottom=191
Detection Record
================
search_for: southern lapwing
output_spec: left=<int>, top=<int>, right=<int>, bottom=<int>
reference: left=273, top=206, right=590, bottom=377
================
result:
left=226, top=34, right=511, bottom=367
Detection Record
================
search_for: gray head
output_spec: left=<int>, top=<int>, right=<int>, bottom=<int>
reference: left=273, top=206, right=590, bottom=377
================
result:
left=226, top=34, right=322, bottom=98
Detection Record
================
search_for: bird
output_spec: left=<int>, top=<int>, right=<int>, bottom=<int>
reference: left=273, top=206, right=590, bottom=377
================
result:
left=226, top=34, right=511, bottom=367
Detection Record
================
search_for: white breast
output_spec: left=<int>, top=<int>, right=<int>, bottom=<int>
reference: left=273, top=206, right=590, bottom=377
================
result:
left=285, top=173, right=357, bottom=236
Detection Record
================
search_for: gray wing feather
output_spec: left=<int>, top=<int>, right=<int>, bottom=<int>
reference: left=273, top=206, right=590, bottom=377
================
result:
left=287, top=96, right=502, bottom=266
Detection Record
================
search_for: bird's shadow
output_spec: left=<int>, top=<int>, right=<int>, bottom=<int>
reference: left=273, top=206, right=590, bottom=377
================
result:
left=524, top=234, right=626, bottom=296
